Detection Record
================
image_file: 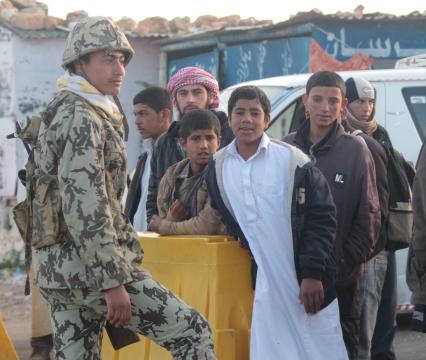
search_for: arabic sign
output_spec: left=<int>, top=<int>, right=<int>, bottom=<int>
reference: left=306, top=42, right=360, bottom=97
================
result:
left=222, top=37, right=310, bottom=87
left=167, top=37, right=310, bottom=88
left=168, top=52, right=219, bottom=81
left=313, top=21, right=426, bottom=60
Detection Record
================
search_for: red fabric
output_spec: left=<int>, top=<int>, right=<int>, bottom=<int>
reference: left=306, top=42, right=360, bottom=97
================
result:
left=310, top=39, right=374, bottom=72
left=167, top=67, right=220, bottom=109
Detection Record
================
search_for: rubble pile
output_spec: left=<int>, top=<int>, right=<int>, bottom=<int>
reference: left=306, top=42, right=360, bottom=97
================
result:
left=0, top=0, right=273, bottom=35
left=0, top=0, right=64, bottom=30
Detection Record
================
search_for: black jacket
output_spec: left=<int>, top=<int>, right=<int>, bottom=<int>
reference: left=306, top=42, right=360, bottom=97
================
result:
left=146, top=110, right=234, bottom=222
left=206, top=141, right=338, bottom=310
left=284, top=121, right=381, bottom=284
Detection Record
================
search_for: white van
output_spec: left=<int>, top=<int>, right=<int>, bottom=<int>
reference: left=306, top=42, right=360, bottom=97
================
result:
left=395, top=54, right=426, bottom=69
left=220, top=68, right=426, bottom=314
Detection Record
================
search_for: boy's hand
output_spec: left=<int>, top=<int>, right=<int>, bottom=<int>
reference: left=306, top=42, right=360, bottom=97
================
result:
left=104, top=285, right=131, bottom=327
left=170, top=200, right=189, bottom=221
left=299, top=278, right=324, bottom=314
left=149, top=215, right=162, bottom=232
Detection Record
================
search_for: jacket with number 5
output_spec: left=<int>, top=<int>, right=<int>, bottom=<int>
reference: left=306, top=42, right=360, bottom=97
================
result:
left=206, top=139, right=338, bottom=310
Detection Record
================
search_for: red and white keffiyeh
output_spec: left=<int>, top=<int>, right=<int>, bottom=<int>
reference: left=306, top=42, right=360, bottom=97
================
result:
left=167, top=66, right=220, bottom=109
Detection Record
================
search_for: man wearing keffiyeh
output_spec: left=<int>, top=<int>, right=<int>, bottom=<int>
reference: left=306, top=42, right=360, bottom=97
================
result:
left=146, top=66, right=234, bottom=223
left=167, top=66, right=221, bottom=113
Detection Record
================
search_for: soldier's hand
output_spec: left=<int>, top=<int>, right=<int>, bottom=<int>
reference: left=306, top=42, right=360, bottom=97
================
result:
left=170, top=200, right=189, bottom=221
left=299, top=278, right=324, bottom=314
left=105, top=285, right=131, bottom=327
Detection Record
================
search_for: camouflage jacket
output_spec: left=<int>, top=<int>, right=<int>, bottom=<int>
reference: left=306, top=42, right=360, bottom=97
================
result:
left=33, top=90, right=145, bottom=290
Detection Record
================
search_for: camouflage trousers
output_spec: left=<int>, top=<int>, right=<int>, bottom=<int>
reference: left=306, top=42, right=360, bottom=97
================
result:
left=39, top=277, right=215, bottom=360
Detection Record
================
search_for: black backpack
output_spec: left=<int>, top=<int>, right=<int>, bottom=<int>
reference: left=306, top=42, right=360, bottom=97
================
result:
left=376, top=129, right=415, bottom=251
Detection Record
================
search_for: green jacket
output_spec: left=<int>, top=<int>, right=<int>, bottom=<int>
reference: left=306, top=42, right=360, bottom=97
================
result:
left=33, top=91, right=145, bottom=290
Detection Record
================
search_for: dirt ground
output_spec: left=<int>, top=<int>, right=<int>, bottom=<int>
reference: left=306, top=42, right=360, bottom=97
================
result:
left=1, top=281, right=425, bottom=360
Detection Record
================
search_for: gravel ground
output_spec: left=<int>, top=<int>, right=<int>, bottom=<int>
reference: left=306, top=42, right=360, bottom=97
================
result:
left=1, top=280, right=426, bottom=360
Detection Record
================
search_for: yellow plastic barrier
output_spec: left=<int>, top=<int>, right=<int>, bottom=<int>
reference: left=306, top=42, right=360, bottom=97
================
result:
left=102, top=234, right=254, bottom=359
left=0, top=312, right=19, bottom=360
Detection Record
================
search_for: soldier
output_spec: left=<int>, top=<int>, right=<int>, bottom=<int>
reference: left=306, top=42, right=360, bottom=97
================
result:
left=31, top=16, right=215, bottom=359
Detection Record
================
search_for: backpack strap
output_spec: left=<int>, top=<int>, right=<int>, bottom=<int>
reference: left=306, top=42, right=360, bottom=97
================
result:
left=351, top=129, right=363, bottom=137
left=11, top=91, right=69, bottom=296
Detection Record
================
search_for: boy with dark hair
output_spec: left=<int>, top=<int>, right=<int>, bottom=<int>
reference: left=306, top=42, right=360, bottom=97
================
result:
left=146, top=67, right=234, bottom=224
left=149, top=109, right=226, bottom=235
left=124, top=86, right=172, bottom=231
left=133, top=86, right=172, bottom=113
left=207, top=85, right=347, bottom=359
left=227, top=84, right=271, bottom=116
left=283, top=71, right=381, bottom=359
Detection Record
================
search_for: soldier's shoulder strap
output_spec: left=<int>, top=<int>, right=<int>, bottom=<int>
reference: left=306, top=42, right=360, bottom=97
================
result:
left=39, top=90, right=74, bottom=127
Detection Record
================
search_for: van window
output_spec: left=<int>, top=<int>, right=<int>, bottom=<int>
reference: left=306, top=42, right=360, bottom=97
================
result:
left=267, top=101, right=296, bottom=139
left=402, top=87, right=426, bottom=141
left=267, top=98, right=305, bottom=139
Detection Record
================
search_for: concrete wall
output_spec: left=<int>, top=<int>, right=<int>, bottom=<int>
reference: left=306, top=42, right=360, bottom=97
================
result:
left=0, top=26, right=16, bottom=199
left=121, top=37, right=161, bottom=170
left=13, top=36, right=64, bottom=195
left=0, top=28, right=22, bottom=260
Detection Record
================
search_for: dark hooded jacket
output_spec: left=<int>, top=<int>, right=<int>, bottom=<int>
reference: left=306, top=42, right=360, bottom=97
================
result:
left=283, top=121, right=381, bottom=285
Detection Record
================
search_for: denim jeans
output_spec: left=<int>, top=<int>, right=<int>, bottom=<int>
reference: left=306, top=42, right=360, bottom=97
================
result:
left=371, top=251, right=397, bottom=360
left=357, top=250, right=388, bottom=359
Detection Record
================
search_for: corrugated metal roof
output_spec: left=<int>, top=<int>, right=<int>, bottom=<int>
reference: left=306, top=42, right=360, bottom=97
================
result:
left=157, top=23, right=275, bottom=45
left=2, top=10, right=426, bottom=40
left=281, top=10, right=426, bottom=26
left=125, top=32, right=169, bottom=39
left=0, top=17, right=68, bottom=39
left=158, top=10, right=426, bottom=50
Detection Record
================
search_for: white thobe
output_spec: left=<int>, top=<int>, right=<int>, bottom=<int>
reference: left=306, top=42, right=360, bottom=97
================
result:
left=133, top=142, right=152, bottom=231
left=222, top=134, right=347, bottom=360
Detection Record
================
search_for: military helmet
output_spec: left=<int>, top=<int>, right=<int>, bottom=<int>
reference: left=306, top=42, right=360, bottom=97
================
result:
left=61, top=16, right=134, bottom=69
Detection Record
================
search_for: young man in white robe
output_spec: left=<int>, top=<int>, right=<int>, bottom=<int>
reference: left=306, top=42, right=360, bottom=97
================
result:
left=206, top=85, right=348, bottom=359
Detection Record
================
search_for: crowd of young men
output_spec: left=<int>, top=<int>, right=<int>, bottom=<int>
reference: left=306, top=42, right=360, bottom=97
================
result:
left=22, top=15, right=419, bottom=360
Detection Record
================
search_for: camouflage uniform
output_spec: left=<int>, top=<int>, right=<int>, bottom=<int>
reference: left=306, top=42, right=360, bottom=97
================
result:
left=32, top=17, right=215, bottom=359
